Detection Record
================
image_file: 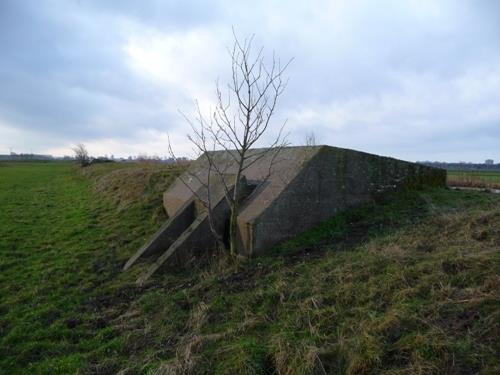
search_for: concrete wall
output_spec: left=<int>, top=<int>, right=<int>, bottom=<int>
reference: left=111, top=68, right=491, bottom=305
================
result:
left=245, top=146, right=445, bottom=256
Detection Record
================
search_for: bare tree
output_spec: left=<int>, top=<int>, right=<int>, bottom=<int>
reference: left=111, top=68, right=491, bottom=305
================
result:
left=170, top=32, right=292, bottom=257
left=305, top=131, right=316, bottom=146
left=72, top=143, right=90, bottom=167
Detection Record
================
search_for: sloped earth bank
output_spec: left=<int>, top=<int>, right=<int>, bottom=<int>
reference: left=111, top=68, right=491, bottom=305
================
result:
left=0, top=162, right=499, bottom=374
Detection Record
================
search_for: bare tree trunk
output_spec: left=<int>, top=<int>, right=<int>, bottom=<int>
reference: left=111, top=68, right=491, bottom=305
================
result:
left=229, top=204, right=238, bottom=257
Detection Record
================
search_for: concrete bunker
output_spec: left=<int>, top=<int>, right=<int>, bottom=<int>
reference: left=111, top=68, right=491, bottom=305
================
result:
left=125, top=146, right=445, bottom=284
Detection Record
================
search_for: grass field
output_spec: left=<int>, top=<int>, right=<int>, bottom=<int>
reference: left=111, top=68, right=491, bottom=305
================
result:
left=447, top=170, right=500, bottom=189
left=1, top=162, right=499, bottom=374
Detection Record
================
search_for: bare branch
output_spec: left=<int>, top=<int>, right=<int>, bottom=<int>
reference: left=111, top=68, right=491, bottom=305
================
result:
left=173, top=30, right=292, bottom=257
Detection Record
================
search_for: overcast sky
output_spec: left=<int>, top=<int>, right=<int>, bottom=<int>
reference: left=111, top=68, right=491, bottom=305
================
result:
left=1, top=0, right=499, bottom=162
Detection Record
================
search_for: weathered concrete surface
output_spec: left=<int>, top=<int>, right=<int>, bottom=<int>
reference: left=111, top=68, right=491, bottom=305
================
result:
left=242, top=146, right=445, bottom=256
left=123, top=199, right=197, bottom=271
left=125, top=145, right=445, bottom=276
left=136, top=212, right=210, bottom=286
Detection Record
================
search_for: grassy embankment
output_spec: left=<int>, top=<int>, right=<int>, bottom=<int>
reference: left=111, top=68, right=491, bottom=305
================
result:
left=447, top=170, right=500, bottom=189
left=0, top=161, right=499, bottom=374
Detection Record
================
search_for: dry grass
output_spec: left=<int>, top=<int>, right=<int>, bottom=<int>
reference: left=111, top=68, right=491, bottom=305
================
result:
left=447, top=170, right=500, bottom=189
left=105, top=188, right=500, bottom=375
left=80, top=162, right=187, bottom=211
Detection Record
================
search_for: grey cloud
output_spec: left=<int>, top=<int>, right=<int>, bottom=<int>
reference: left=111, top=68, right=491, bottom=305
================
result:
left=0, top=0, right=178, bottom=143
left=0, top=0, right=499, bottom=161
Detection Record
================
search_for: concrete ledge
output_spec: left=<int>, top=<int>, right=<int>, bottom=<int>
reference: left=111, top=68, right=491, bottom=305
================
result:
left=123, top=199, right=196, bottom=271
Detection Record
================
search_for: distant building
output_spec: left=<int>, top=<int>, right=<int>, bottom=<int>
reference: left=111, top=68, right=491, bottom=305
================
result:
left=485, top=159, right=494, bottom=165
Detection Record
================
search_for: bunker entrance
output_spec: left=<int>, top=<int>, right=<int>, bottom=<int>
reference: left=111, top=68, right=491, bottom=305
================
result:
left=124, top=176, right=258, bottom=285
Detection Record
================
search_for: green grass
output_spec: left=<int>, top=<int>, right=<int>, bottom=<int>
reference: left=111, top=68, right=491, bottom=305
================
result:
left=1, top=162, right=499, bottom=374
left=447, top=170, right=500, bottom=189
left=0, top=161, right=181, bottom=373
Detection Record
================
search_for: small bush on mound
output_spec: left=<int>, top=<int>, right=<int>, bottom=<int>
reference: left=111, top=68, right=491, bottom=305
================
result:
left=72, top=143, right=90, bottom=167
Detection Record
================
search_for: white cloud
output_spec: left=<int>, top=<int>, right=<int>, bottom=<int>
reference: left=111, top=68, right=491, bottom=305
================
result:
left=124, top=27, right=227, bottom=107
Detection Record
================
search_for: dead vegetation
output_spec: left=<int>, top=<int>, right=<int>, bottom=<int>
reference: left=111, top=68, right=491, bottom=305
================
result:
left=447, top=171, right=500, bottom=190
left=448, top=177, right=500, bottom=190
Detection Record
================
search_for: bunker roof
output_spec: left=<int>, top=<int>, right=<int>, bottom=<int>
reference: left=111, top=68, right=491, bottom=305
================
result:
left=164, top=146, right=322, bottom=222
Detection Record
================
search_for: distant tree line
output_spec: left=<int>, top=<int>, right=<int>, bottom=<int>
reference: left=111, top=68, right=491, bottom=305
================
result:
left=69, top=143, right=192, bottom=168
left=418, top=161, right=500, bottom=171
